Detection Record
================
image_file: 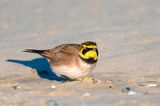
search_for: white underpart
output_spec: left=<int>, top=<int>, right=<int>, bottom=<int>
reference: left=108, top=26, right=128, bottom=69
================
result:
left=52, top=58, right=93, bottom=79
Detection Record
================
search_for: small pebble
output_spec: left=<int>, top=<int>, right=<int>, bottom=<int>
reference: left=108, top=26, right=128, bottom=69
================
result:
left=12, top=85, right=20, bottom=90
left=121, top=87, right=137, bottom=95
left=146, top=84, right=158, bottom=87
left=138, top=81, right=159, bottom=88
left=47, top=100, right=59, bottom=106
left=51, top=85, right=56, bottom=89
left=82, top=92, right=91, bottom=97
left=127, top=91, right=137, bottom=95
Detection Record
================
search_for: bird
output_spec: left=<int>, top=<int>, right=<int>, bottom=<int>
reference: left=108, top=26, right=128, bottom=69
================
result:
left=23, top=41, right=99, bottom=81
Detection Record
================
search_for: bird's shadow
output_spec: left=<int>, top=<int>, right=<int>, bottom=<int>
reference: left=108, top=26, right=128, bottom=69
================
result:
left=7, top=58, right=67, bottom=82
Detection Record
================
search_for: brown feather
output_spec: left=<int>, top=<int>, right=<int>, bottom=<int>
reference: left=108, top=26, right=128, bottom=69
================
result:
left=24, top=44, right=81, bottom=66
left=49, top=44, right=80, bottom=66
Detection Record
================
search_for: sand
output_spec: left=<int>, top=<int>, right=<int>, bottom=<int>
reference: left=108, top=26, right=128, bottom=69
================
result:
left=0, top=0, right=160, bottom=106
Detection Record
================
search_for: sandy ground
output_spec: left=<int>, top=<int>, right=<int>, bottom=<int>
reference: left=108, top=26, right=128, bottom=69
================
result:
left=0, top=0, right=160, bottom=106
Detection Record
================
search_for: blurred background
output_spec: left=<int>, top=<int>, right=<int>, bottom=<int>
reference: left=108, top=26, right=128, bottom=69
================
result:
left=0, top=0, right=160, bottom=105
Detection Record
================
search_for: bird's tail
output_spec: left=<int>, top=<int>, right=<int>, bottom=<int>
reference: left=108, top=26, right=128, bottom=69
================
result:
left=23, top=49, right=46, bottom=54
left=23, top=49, right=51, bottom=59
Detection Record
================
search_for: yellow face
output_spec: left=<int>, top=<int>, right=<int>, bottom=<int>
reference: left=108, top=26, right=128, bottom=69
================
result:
left=79, top=41, right=98, bottom=61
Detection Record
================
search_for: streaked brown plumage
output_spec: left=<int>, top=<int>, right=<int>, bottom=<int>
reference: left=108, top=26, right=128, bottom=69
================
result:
left=24, top=41, right=98, bottom=80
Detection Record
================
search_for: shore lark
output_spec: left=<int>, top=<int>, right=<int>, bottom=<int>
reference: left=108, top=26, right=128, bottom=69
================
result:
left=24, top=41, right=98, bottom=80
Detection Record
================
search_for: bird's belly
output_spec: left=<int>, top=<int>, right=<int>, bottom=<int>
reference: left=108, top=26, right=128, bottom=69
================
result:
left=52, top=65, right=90, bottom=79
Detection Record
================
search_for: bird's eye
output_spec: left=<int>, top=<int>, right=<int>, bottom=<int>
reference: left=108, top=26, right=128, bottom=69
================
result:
left=82, top=48, right=87, bottom=55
